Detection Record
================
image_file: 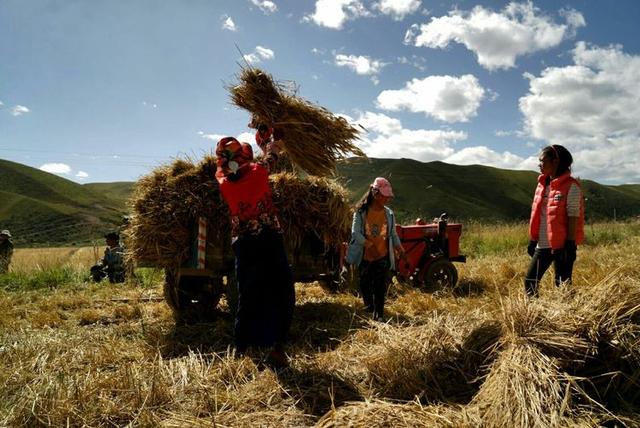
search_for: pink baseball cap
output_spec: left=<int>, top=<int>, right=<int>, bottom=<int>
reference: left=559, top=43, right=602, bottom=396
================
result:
left=371, top=177, right=394, bottom=197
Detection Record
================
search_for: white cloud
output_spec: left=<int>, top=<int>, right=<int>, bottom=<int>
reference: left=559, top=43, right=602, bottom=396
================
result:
left=250, top=0, right=278, bottom=15
left=222, top=15, right=237, bottom=31
left=443, top=146, right=534, bottom=170
left=375, top=0, right=421, bottom=20
left=519, top=42, right=640, bottom=183
left=40, top=163, right=71, bottom=175
left=243, top=45, right=275, bottom=63
left=75, top=171, right=89, bottom=179
left=334, top=54, right=387, bottom=84
left=237, top=132, right=256, bottom=145
left=142, top=101, right=158, bottom=108
left=304, top=0, right=370, bottom=30
left=10, top=105, right=30, bottom=116
left=396, top=55, right=427, bottom=71
left=347, top=111, right=465, bottom=161
left=344, top=111, right=534, bottom=170
left=405, top=2, right=585, bottom=70
left=199, top=132, right=226, bottom=141
left=376, top=74, right=485, bottom=122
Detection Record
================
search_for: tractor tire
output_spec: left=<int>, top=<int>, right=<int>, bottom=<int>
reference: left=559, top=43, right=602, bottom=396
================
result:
left=423, top=259, right=458, bottom=289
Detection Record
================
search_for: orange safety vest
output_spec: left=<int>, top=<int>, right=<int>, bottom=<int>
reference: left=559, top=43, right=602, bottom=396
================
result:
left=529, top=172, right=584, bottom=250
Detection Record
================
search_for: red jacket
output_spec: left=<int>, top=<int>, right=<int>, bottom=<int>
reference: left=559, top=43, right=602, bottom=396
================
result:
left=217, top=163, right=281, bottom=237
left=529, top=172, right=584, bottom=249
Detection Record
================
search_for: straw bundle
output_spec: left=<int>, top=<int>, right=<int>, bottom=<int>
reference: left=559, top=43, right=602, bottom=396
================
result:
left=567, top=278, right=640, bottom=410
left=316, top=400, right=476, bottom=428
left=472, top=343, right=573, bottom=428
left=270, top=172, right=352, bottom=249
left=360, top=314, right=488, bottom=402
left=317, top=313, right=499, bottom=404
left=125, top=156, right=228, bottom=268
left=229, top=68, right=365, bottom=176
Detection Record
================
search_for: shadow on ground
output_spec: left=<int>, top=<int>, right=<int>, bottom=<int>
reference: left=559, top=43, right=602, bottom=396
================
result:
left=276, top=365, right=363, bottom=417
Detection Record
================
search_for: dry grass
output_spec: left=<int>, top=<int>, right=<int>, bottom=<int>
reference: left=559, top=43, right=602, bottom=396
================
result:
left=1, top=223, right=639, bottom=427
left=11, top=246, right=99, bottom=273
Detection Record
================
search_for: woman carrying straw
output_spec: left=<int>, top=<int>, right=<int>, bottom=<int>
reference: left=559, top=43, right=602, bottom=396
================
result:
left=346, top=177, right=405, bottom=321
left=525, top=144, right=584, bottom=297
left=215, top=137, right=295, bottom=368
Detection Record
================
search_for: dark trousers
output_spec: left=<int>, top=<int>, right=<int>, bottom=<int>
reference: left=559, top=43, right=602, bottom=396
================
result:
left=232, top=228, right=295, bottom=351
left=359, top=257, right=390, bottom=319
left=524, top=248, right=576, bottom=297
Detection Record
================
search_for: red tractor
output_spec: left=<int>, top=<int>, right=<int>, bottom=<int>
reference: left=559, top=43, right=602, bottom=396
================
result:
left=394, top=213, right=466, bottom=288
left=340, top=213, right=465, bottom=290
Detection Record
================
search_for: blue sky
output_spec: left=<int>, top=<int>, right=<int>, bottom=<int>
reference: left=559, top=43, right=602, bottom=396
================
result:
left=1, top=0, right=639, bottom=184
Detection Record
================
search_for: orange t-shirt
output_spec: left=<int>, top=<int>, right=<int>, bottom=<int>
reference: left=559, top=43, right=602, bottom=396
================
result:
left=364, top=208, right=388, bottom=261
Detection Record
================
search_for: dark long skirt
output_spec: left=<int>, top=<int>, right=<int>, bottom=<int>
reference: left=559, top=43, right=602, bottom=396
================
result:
left=232, top=228, right=295, bottom=351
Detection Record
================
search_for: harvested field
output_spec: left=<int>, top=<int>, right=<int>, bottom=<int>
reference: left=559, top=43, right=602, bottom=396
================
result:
left=1, top=222, right=639, bottom=427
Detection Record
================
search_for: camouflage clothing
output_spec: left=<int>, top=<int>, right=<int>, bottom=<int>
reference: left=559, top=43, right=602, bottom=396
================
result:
left=0, top=239, right=14, bottom=274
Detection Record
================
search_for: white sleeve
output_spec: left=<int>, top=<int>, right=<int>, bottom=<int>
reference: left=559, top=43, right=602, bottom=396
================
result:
left=567, top=183, right=581, bottom=217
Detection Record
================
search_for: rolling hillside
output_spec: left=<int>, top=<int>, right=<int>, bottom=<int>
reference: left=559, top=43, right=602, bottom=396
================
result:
left=0, top=159, right=126, bottom=246
left=1, top=157, right=639, bottom=246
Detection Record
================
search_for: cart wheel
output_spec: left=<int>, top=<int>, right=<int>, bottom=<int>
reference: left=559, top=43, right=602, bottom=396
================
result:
left=423, top=259, right=458, bottom=289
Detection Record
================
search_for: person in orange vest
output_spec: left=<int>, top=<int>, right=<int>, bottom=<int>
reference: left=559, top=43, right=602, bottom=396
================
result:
left=215, top=136, right=294, bottom=369
left=525, top=144, right=584, bottom=297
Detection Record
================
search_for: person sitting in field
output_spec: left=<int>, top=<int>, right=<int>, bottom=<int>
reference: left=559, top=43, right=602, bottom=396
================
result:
left=0, top=230, right=14, bottom=274
left=91, top=232, right=126, bottom=283
left=215, top=136, right=295, bottom=369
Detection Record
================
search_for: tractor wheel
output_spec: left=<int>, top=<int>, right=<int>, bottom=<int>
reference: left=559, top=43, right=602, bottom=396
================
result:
left=423, top=259, right=458, bottom=289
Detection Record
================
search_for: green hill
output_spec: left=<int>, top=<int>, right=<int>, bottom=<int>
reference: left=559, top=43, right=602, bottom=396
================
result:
left=84, top=182, right=135, bottom=208
left=0, top=159, right=126, bottom=246
left=2, top=157, right=639, bottom=246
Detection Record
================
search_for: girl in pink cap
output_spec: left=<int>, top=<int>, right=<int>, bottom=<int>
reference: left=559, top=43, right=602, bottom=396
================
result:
left=346, top=177, right=405, bottom=321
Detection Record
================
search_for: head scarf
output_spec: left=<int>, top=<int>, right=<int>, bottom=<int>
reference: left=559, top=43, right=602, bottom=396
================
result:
left=215, top=137, right=254, bottom=179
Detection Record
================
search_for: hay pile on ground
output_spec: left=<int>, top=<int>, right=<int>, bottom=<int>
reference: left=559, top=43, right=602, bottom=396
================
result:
left=229, top=68, right=365, bottom=176
left=469, top=283, right=640, bottom=427
left=316, top=400, right=477, bottom=428
left=125, top=157, right=353, bottom=268
left=314, top=312, right=499, bottom=406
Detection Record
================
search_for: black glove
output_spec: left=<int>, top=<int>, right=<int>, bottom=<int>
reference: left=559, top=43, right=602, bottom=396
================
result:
left=527, top=240, right=537, bottom=257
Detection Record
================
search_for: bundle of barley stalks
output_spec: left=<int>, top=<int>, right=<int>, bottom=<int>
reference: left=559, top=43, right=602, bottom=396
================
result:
left=229, top=67, right=365, bottom=176
left=124, top=156, right=352, bottom=268
left=125, top=156, right=229, bottom=268
left=270, top=172, right=352, bottom=249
